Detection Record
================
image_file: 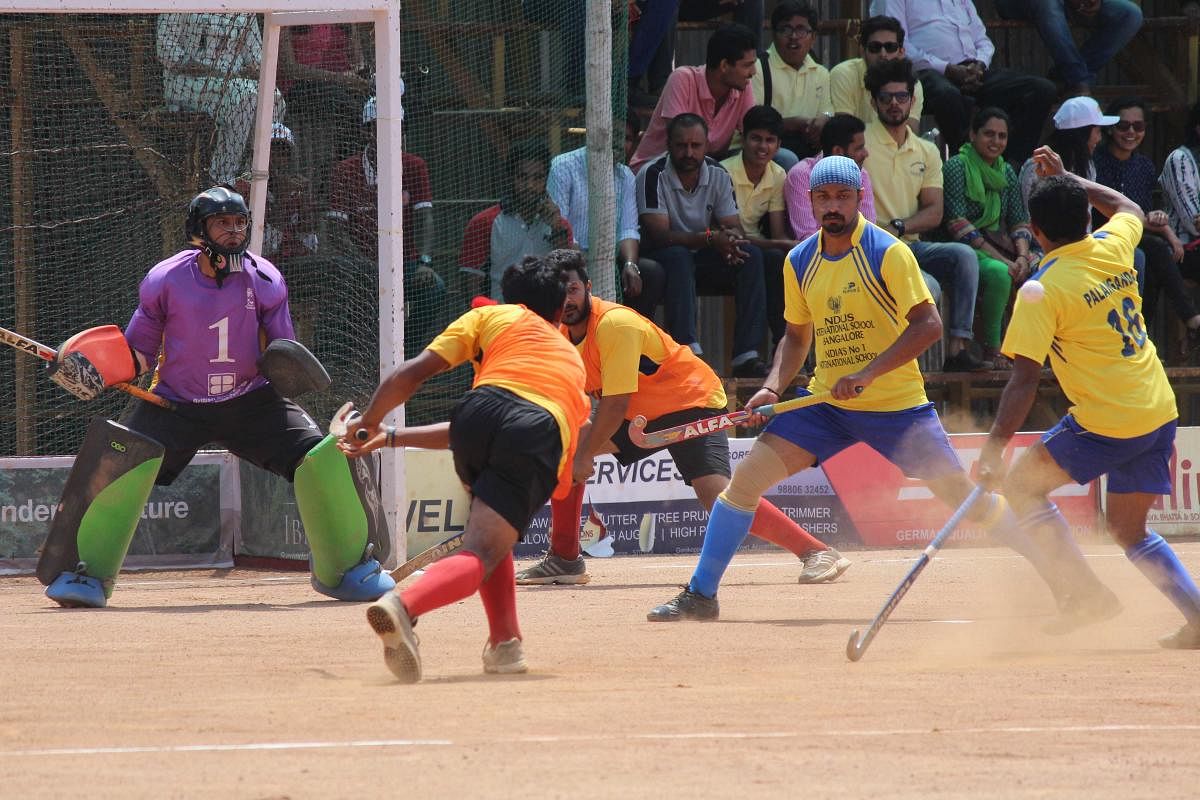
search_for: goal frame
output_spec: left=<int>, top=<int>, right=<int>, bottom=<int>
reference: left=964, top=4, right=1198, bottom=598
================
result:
left=4, top=0, right=409, bottom=561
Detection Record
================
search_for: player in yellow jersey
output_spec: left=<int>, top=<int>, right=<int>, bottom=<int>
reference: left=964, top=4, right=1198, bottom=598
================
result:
left=339, top=256, right=591, bottom=681
left=515, top=250, right=849, bottom=595
left=979, top=147, right=1200, bottom=648
left=650, top=155, right=1066, bottom=620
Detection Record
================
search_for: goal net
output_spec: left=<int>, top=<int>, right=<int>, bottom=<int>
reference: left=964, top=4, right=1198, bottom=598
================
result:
left=1, top=2, right=625, bottom=460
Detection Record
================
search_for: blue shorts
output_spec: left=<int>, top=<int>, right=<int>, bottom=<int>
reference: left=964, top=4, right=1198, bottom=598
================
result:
left=1042, top=415, right=1176, bottom=494
left=763, top=396, right=963, bottom=480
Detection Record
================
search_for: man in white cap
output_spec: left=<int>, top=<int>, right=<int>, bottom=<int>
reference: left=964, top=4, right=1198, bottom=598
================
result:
left=648, top=154, right=1066, bottom=621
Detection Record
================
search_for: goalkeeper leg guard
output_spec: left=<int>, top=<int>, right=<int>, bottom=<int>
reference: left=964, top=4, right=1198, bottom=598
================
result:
left=294, top=436, right=395, bottom=602
left=38, top=418, right=164, bottom=608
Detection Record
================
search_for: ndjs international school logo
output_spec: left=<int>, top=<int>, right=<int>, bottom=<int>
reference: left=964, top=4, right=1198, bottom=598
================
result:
left=827, top=295, right=842, bottom=314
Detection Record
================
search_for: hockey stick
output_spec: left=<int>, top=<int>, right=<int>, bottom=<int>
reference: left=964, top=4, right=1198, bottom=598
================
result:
left=388, top=532, right=465, bottom=582
left=628, top=391, right=836, bottom=449
left=0, top=324, right=174, bottom=410
left=846, top=485, right=985, bottom=662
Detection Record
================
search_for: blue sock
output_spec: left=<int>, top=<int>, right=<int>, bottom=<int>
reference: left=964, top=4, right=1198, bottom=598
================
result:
left=1016, top=503, right=1102, bottom=598
left=1126, top=531, right=1200, bottom=626
left=689, top=497, right=755, bottom=598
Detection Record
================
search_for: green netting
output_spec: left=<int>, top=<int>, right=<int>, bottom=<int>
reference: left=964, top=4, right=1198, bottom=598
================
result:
left=0, top=7, right=627, bottom=456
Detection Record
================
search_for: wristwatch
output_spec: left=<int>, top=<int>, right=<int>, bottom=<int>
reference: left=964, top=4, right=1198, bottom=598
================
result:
left=623, top=260, right=640, bottom=276
left=890, top=218, right=906, bottom=237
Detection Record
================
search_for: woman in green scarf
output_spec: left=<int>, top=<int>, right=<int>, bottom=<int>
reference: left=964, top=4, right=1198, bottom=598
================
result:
left=942, top=107, right=1034, bottom=368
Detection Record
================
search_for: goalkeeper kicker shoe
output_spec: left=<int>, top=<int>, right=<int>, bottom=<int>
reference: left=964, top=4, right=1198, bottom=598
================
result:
left=367, top=591, right=422, bottom=683
left=45, top=564, right=107, bottom=609
left=311, top=544, right=396, bottom=602
left=515, top=552, right=590, bottom=585
left=647, top=586, right=719, bottom=622
left=482, top=638, right=529, bottom=674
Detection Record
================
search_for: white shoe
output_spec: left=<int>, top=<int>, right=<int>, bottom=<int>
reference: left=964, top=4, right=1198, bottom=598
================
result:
left=482, top=638, right=528, bottom=674
left=366, top=592, right=421, bottom=683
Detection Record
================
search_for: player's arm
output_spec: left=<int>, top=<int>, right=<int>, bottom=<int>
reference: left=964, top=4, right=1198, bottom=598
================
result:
left=354, top=349, right=451, bottom=434
left=977, top=355, right=1042, bottom=488
left=340, top=421, right=452, bottom=458
left=834, top=300, right=941, bottom=399
left=752, top=321, right=813, bottom=410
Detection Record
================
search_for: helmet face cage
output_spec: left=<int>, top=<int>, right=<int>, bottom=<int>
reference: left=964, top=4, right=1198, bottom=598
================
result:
left=186, top=187, right=251, bottom=257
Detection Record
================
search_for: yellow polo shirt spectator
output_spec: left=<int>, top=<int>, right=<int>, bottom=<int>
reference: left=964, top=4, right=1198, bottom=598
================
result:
left=861, top=121, right=942, bottom=242
left=750, top=47, right=832, bottom=121
left=719, top=154, right=787, bottom=235
left=829, top=58, right=924, bottom=127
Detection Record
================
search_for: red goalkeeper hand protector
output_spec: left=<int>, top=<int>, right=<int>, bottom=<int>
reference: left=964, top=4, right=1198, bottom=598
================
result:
left=47, top=325, right=138, bottom=401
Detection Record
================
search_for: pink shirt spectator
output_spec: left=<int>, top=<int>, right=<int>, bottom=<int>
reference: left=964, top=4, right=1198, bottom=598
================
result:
left=278, top=24, right=354, bottom=93
left=629, top=66, right=756, bottom=174
left=784, top=154, right=877, bottom=240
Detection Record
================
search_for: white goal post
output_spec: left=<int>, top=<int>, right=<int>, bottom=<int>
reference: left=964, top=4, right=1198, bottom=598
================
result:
left=4, top=0, right=409, bottom=560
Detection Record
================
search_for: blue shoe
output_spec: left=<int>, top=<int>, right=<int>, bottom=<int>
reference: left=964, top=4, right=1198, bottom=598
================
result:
left=312, top=546, right=396, bottom=602
left=45, top=567, right=107, bottom=609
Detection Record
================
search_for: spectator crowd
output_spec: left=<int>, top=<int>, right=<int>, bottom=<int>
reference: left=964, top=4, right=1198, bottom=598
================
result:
left=160, top=2, right=1200, bottom=378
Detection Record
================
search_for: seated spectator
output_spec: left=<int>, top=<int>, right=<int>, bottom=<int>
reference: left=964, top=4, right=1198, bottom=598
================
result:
left=720, top=106, right=797, bottom=349
left=548, top=111, right=666, bottom=317
left=156, top=13, right=286, bottom=186
left=869, top=0, right=1055, bottom=165
left=829, top=14, right=924, bottom=135
left=460, top=140, right=575, bottom=301
left=862, top=58, right=987, bottom=371
left=1161, top=102, right=1200, bottom=356
left=746, top=1, right=832, bottom=169
left=785, top=112, right=878, bottom=240
left=330, top=97, right=444, bottom=357
left=277, top=23, right=372, bottom=204
left=1095, top=97, right=1200, bottom=353
left=942, top=108, right=1033, bottom=368
left=994, top=0, right=1142, bottom=97
left=637, top=114, right=769, bottom=377
left=630, top=23, right=759, bottom=173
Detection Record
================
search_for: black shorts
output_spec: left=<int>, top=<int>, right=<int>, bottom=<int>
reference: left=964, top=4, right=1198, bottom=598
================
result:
left=610, top=406, right=731, bottom=485
left=449, top=386, right=563, bottom=535
left=122, top=386, right=323, bottom=485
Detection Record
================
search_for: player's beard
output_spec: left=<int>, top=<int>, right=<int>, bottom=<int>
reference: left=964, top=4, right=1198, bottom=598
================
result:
left=563, top=292, right=592, bottom=326
left=821, top=214, right=848, bottom=235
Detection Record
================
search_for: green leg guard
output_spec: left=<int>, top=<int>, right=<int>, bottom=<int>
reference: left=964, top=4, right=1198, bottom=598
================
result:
left=294, top=436, right=395, bottom=601
left=38, top=418, right=164, bottom=606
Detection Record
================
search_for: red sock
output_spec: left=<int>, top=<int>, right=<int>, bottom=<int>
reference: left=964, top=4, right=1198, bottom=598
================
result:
left=549, top=483, right=585, bottom=560
left=400, top=551, right=485, bottom=619
left=749, top=500, right=828, bottom=555
left=478, top=552, right=522, bottom=644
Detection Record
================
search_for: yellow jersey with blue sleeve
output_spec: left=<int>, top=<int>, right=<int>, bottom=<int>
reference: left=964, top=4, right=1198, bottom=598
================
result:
left=1001, top=212, right=1176, bottom=438
left=783, top=213, right=934, bottom=411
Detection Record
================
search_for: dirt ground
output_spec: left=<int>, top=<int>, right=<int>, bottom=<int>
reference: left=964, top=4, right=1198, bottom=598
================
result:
left=3, top=543, right=1200, bottom=799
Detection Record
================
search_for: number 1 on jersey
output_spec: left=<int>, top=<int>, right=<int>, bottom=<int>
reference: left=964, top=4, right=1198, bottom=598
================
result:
left=1106, top=296, right=1146, bottom=358
left=208, top=317, right=236, bottom=363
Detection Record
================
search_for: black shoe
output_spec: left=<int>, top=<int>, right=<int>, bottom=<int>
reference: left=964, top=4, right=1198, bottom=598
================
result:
left=647, top=586, right=719, bottom=622
left=731, top=357, right=769, bottom=379
left=1042, top=586, right=1122, bottom=635
left=942, top=349, right=991, bottom=372
left=1160, top=622, right=1200, bottom=649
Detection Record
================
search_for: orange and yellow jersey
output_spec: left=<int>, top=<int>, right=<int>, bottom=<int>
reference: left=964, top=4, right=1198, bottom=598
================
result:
left=427, top=304, right=589, bottom=497
left=568, top=297, right=726, bottom=419
left=783, top=213, right=933, bottom=411
left=1002, top=212, right=1176, bottom=438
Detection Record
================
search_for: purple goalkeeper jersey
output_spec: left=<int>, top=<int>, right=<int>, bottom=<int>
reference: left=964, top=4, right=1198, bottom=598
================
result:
left=125, top=249, right=295, bottom=403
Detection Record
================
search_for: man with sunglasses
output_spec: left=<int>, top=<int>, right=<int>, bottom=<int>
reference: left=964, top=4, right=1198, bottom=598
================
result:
left=38, top=186, right=396, bottom=608
left=830, top=15, right=924, bottom=135
left=870, top=0, right=1055, bottom=165
left=862, top=58, right=988, bottom=372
